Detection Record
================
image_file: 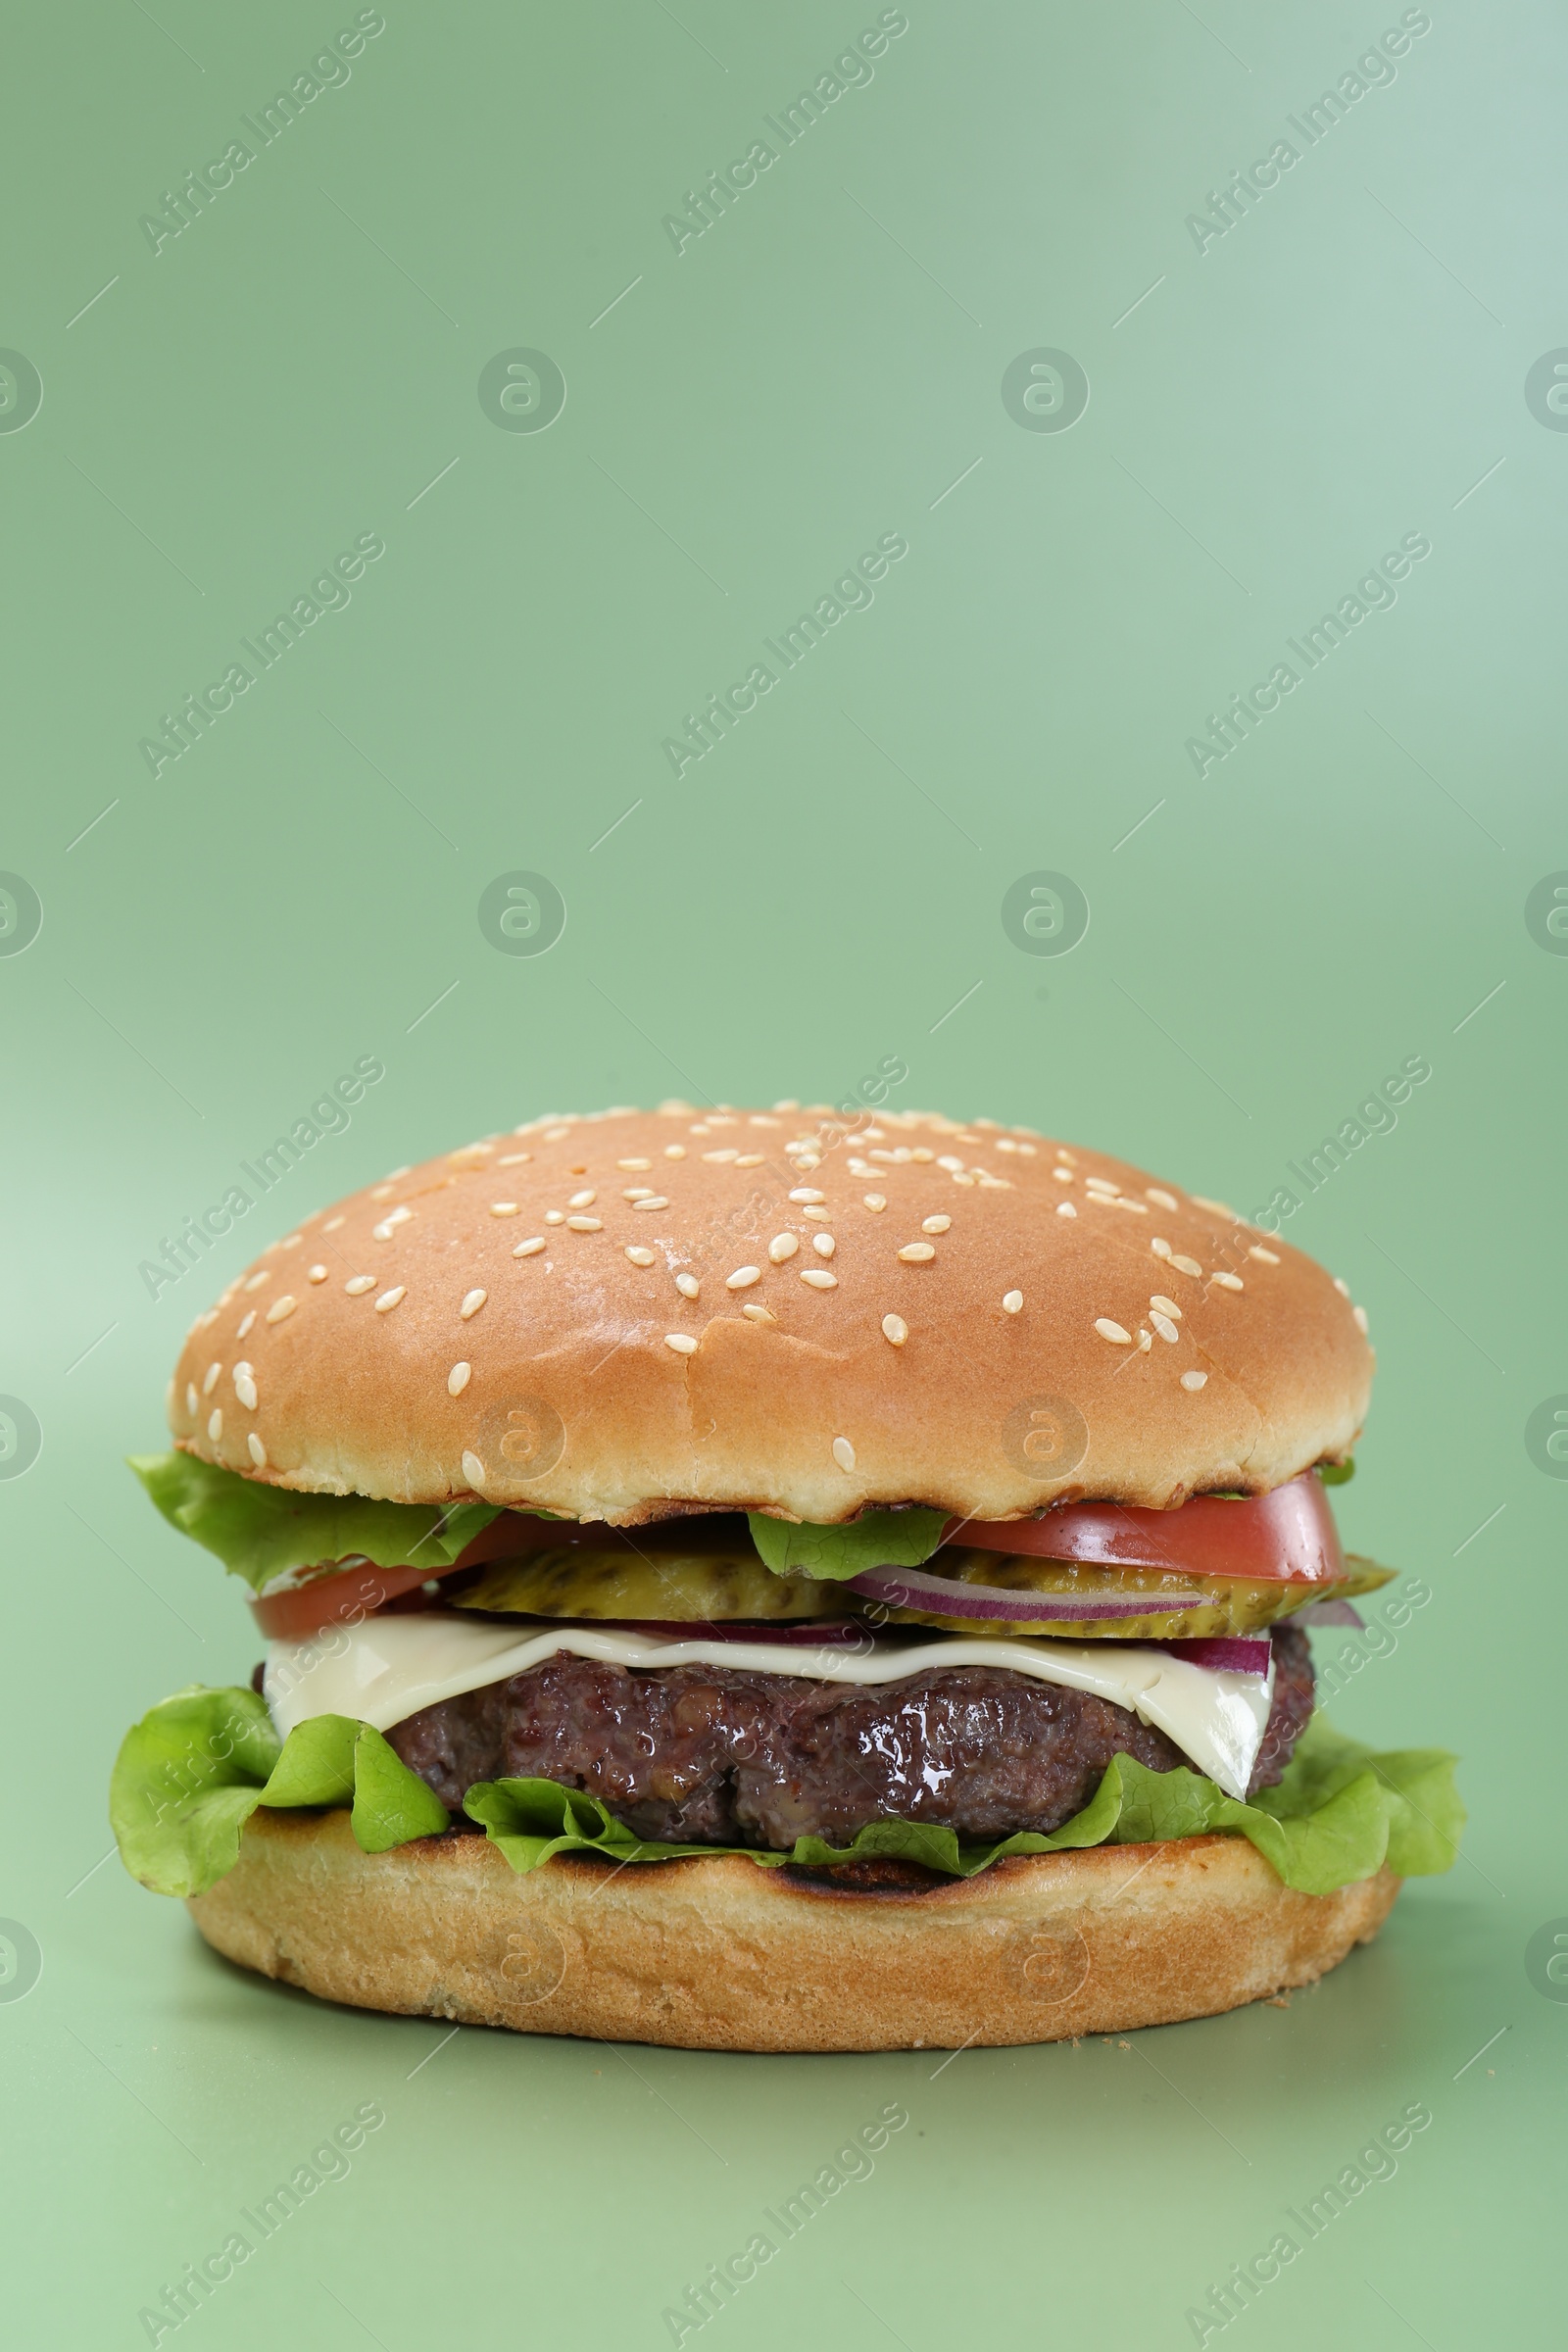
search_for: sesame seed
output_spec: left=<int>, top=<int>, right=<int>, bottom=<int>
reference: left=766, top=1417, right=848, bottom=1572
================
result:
left=832, top=1436, right=856, bottom=1472
left=514, top=1238, right=547, bottom=1257
left=802, top=1204, right=831, bottom=1222
left=236, top=1311, right=256, bottom=1338
left=863, top=1195, right=887, bottom=1212
left=1152, top=1238, right=1173, bottom=1259
left=184, top=1383, right=198, bottom=1416
left=1169, top=1254, right=1202, bottom=1279
left=203, top=1361, right=222, bottom=1396
left=1150, top=1295, right=1182, bottom=1319
left=632, top=1197, right=669, bottom=1211
left=462, top=1449, right=487, bottom=1486
left=1145, top=1188, right=1178, bottom=1210
left=323, top=1215, right=346, bottom=1233
left=792, top=1153, right=821, bottom=1171
left=1095, top=1319, right=1132, bottom=1345
left=371, top=1221, right=396, bottom=1242
left=568, top=1190, right=597, bottom=1208
left=543, top=1126, right=571, bottom=1142
left=374, top=1287, right=407, bottom=1312
left=1053, top=1167, right=1074, bottom=1183
left=1113, top=1198, right=1150, bottom=1215
left=448, top=1363, right=471, bottom=1396
left=703, top=1148, right=739, bottom=1163
left=625, top=1246, right=656, bottom=1267
left=1055, top=1149, right=1078, bottom=1167
left=1249, top=1244, right=1281, bottom=1265
left=922, top=1215, right=952, bottom=1235
left=490, top=1202, right=520, bottom=1218
left=951, top=1171, right=976, bottom=1187
left=498, top=1152, right=531, bottom=1166
left=1191, top=1196, right=1238, bottom=1220
left=369, top=1184, right=395, bottom=1202
left=307, top=1264, right=328, bottom=1284
left=722, top=1266, right=760, bottom=1290
left=767, top=1234, right=799, bottom=1263
left=248, top=1433, right=268, bottom=1467
left=663, top=1145, right=686, bottom=1159
left=623, top=1188, right=656, bottom=1201
left=265, top=1296, right=297, bottom=1324
left=1056, top=1201, right=1077, bottom=1218
left=1333, top=1277, right=1350, bottom=1298
left=882, top=1314, right=907, bottom=1346
left=617, top=1158, right=653, bottom=1171
left=233, top=1367, right=257, bottom=1410
left=544, top=1211, right=565, bottom=1225
left=208, top=1408, right=222, bottom=1440
left=675, top=1272, right=700, bottom=1298
left=789, top=1188, right=826, bottom=1204
left=1210, top=1271, right=1244, bottom=1292
left=1181, top=1370, right=1208, bottom=1391
left=244, top=1271, right=271, bottom=1292
left=801, top=1268, right=838, bottom=1289
left=345, top=1275, right=375, bottom=1295
left=898, top=1243, right=936, bottom=1263
left=1353, top=1305, right=1369, bottom=1335
left=461, top=1289, right=488, bottom=1319
left=663, top=1332, right=698, bottom=1354
left=1085, top=1178, right=1120, bottom=1196
left=812, top=1234, right=836, bottom=1258
left=1003, top=1291, right=1023, bottom=1314
left=910, top=1148, right=935, bottom=1162
left=937, top=1155, right=964, bottom=1172
left=1151, top=1312, right=1180, bottom=1345
left=741, top=1303, right=775, bottom=1323
left=566, top=1216, right=603, bottom=1232
left=736, top=1152, right=765, bottom=1168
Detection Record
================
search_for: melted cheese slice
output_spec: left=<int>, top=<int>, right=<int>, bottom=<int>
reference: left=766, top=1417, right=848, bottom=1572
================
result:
left=265, top=1613, right=1274, bottom=1801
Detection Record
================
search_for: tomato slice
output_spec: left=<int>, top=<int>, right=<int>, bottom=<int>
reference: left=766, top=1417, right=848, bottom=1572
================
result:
left=942, top=1472, right=1345, bottom=1586
left=247, top=1512, right=569, bottom=1640
left=249, top=1559, right=443, bottom=1640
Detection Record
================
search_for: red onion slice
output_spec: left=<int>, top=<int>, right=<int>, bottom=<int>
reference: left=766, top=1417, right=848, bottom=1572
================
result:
left=1159, top=1636, right=1272, bottom=1676
left=846, top=1566, right=1213, bottom=1622
left=1291, top=1597, right=1364, bottom=1629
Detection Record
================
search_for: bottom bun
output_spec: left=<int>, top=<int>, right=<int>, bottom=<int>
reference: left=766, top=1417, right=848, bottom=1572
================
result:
left=186, top=1812, right=1399, bottom=2051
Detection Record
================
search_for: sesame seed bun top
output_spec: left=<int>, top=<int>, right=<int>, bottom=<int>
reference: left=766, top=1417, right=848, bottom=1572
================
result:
left=167, top=1105, right=1373, bottom=1526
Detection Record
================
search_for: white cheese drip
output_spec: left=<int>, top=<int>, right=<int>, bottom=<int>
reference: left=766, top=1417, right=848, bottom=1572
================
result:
left=264, top=1613, right=1275, bottom=1801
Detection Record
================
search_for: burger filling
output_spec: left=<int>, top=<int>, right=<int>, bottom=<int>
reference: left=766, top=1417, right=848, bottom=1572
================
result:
left=117, top=1452, right=1462, bottom=1895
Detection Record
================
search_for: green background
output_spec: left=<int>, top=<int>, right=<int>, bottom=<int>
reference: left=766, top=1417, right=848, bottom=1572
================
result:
left=3, top=1, right=1563, bottom=2343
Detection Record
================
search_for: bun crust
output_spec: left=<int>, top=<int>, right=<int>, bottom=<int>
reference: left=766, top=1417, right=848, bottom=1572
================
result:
left=168, top=1106, right=1372, bottom=1524
left=188, top=1811, right=1399, bottom=2051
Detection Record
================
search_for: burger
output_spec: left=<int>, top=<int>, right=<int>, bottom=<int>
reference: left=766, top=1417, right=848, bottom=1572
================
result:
left=111, top=1103, right=1460, bottom=2050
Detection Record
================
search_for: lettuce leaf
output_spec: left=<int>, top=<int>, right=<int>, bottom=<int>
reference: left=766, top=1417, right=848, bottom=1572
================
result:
left=129, top=1452, right=503, bottom=1594
left=746, top=1507, right=949, bottom=1582
left=464, top=1718, right=1462, bottom=1895
left=110, top=1686, right=447, bottom=1897
left=111, top=1690, right=1460, bottom=1900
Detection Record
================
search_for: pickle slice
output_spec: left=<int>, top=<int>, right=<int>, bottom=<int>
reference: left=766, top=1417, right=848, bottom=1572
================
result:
left=453, top=1544, right=846, bottom=1623
left=872, top=1549, right=1396, bottom=1642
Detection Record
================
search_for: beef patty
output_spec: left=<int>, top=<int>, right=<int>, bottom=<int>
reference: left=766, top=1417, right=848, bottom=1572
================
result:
left=383, top=1624, right=1315, bottom=1849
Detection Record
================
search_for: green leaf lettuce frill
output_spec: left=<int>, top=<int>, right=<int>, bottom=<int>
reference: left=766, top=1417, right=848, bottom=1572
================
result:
left=110, top=1687, right=449, bottom=1898
left=128, top=1452, right=503, bottom=1594
left=111, top=1690, right=1461, bottom=1902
